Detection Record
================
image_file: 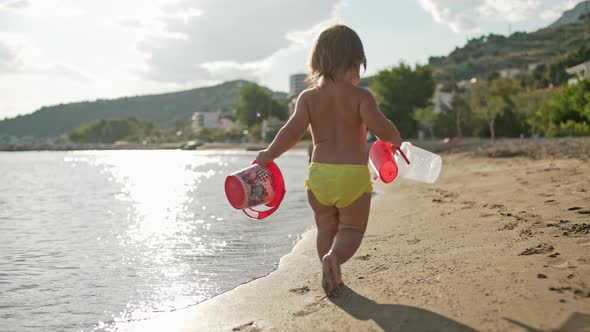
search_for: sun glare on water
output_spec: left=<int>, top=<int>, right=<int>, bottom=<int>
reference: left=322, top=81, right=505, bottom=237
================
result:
left=67, top=150, right=231, bottom=330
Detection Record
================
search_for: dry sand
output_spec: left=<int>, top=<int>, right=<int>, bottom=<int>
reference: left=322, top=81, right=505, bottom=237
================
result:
left=123, top=140, right=590, bottom=332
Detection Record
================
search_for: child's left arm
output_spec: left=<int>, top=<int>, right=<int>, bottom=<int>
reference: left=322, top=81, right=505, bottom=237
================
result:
left=256, top=92, right=310, bottom=165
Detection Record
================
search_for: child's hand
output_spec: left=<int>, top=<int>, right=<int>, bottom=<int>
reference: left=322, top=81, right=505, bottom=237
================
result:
left=256, top=150, right=273, bottom=165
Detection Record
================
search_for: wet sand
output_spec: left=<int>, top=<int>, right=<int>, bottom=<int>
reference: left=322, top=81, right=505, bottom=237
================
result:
left=123, top=140, right=590, bottom=332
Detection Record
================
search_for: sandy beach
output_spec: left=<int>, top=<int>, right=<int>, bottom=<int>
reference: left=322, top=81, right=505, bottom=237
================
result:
left=123, top=139, right=590, bottom=332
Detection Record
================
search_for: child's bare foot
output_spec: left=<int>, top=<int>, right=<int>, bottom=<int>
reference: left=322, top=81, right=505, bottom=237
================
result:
left=321, top=253, right=342, bottom=297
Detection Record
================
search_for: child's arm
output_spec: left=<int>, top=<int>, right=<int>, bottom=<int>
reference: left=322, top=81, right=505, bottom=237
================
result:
left=256, top=92, right=310, bottom=165
left=359, top=92, right=402, bottom=147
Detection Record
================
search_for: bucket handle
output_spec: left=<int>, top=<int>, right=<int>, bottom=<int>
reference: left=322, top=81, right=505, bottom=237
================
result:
left=243, top=200, right=283, bottom=220
left=390, top=144, right=411, bottom=165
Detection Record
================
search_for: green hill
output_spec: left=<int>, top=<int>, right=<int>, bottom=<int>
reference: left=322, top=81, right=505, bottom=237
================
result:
left=0, top=80, right=286, bottom=138
left=550, top=0, right=590, bottom=28
left=429, top=17, right=590, bottom=84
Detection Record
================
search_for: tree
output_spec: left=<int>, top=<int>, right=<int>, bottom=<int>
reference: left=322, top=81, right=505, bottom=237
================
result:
left=68, top=118, right=160, bottom=143
left=452, top=94, right=469, bottom=138
left=468, top=78, right=521, bottom=141
left=539, top=79, right=590, bottom=136
left=468, top=81, right=493, bottom=140
left=413, top=105, right=438, bottom=139
left=370, top=63, right=435, bottom=138
left=234, top=83, right=288, bottom=127
left=513, top=90, right=552, bottom=135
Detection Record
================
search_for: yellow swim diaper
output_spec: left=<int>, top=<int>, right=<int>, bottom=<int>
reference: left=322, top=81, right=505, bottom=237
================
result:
left=304, top=162, right=373, bottom=208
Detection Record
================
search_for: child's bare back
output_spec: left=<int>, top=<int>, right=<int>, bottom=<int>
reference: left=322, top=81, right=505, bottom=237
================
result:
left=305, top=81, right=401, bottom=165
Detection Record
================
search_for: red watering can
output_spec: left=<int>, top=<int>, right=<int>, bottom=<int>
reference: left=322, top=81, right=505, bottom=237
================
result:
left=369, top=140, right=410, bottom=183
left=224, top=161, right=286, bottom=220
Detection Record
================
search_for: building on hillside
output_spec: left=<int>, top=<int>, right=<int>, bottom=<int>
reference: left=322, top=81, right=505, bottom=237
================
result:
left=527, top=63, right=543, bottom=72
left=191, top=111, right=237, bottom=132
left=456, top=78, right=478, bottom=90
left=499, top=68, right=522, bottom=79
left=289, top=73, right=308, bottom=97
left=566, top=61, right=590, bottom=85
left=433, top=84, right=453, bottom=114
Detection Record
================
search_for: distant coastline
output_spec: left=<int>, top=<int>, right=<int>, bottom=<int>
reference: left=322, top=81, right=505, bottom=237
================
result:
left=0, top=141, right=311, bottom=152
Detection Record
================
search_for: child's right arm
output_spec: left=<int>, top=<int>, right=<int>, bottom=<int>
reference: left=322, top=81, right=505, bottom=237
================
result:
left=359, top=92, right=402, bottom=147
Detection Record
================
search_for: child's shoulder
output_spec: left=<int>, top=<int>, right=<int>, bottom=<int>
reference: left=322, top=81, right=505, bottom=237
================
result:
left=342, top=84, right=375, bottom=105
left=299, top=84, right=372, bottom=100
left=351, top=85, right=373, bottom=99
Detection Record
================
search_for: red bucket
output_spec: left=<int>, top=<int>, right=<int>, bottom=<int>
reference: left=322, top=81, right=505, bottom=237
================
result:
left=224, top=161, right=286, bottom=220
left=369, top=140, right=410, bottom=184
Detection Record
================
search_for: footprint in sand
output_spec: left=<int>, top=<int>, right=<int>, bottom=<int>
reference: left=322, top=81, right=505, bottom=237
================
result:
left=568, top=207, right=582, bottom=211
left=407, top=238, right=421, bottom=245
left=519, top=228, right=533, bottom=239
left=577, top=210, right=590, bottom=215
left=293, top=299, right=326, bottom=317
left=548, top=286, right=590, bottom=298
left=499, top=222, right=518, bottom=231
left=562, top=223, right=590, bottom=236
left=232, top=321, right=260, bottom=332
left=289, top=286, right=310, bottom=295
left=369, top=265, right=389, bottom=273
left=356, top=254, right=371, bottom=261
left=518, top=243, right=554, bottom=256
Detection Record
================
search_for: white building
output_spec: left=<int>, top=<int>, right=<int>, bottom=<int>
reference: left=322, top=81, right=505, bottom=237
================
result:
left=499, top=68, right=522, bottom=79
left=528, top=63, right=542, bottom=72
left=289, top=73, right=308, bottom=97
left=566, top=61, right=590, bottom=85
left=456, top=77, right=478, bottom=90
left=191, top=111, right=237, bottom=132
left=433, top=84, right=453, bottom=114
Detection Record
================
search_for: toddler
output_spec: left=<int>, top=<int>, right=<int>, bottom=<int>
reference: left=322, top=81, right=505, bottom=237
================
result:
left=257, top=25, right=402, bottom=296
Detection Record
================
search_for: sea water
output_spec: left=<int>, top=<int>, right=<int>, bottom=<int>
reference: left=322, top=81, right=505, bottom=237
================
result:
left=0, top=150, right=313, bottom=332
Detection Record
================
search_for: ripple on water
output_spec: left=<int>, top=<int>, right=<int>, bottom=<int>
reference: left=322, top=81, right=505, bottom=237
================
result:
left=0, top=150, right=313, bottom=332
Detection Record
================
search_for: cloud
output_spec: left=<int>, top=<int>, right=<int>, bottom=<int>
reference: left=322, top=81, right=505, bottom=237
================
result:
left=417, top=0, right=574, bottom=33
left=0, top=0, right=83, bottom=17
left=478, top=0, right=543, bottom=22
left=417, top=0, right=480, bottom=33
left=0, top=38, right=23, bottom=73
left=0, top=0, right=30, bottom=11
left=540, top=0, right=579, bottom=21
left=137, top=0, right=342, bottom=84
left=0, top=34, right=91, bottom=83
left=45, top=64, right=93, bottom=83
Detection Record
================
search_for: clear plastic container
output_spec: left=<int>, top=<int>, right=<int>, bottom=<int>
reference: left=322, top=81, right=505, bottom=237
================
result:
left=393, top=142, right=442, bottom=183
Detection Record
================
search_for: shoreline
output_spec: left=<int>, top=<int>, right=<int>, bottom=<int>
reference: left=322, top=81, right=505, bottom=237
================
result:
left=122, top=147, right=590, bottom=331
left=2, top=137, right=589, bottom=159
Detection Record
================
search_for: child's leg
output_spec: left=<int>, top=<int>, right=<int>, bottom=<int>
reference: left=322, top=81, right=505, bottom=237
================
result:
left=307, top=190, right=339, bottom=260
left=322, top=193, right=371, bottom=296
left=331, top=193, right=371, bottom=264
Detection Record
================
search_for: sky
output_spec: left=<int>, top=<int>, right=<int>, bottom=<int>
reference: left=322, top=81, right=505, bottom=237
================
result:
left=0, top=0, right=581, bottom=119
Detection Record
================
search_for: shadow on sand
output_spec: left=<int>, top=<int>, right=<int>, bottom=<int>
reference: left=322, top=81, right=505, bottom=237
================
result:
left=329, top=286, right=478, bottom=332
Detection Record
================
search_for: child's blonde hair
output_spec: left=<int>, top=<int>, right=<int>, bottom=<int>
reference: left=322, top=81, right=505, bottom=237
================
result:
left=307, top=25, right=366, bottom=86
